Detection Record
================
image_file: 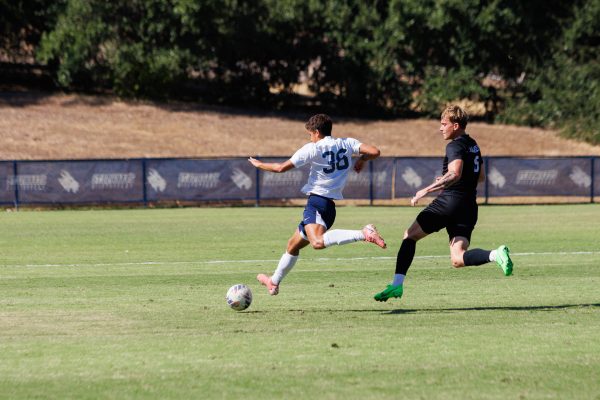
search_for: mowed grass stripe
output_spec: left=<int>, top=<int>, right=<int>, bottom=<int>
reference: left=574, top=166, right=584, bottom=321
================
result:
left=2, top=250, right=600, bottom=268
left=0, top=205, right=599, bottom=399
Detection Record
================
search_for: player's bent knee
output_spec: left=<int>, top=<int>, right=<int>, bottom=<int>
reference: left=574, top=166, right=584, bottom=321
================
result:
left=310, top=239, right=326, bottom=250
left=310, top=236, right=325, bottom=250
left=451, top=257, right=465, bottom=268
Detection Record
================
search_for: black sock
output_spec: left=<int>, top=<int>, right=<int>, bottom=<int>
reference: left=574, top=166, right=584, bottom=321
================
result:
left=463, top=248, right=492, bottom=266
left=395, top=238, right=416, bottom=275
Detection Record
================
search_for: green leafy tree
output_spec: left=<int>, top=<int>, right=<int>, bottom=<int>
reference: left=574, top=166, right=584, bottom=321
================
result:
left=498, top=0, right=600, bottom=144
left=37, top=0, right=193, bottom=97
left=29, top=0, right=600, bottom=143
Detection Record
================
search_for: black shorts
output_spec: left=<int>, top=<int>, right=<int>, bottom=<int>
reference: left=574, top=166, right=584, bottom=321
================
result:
left=416, top=194, right=478, bottom=242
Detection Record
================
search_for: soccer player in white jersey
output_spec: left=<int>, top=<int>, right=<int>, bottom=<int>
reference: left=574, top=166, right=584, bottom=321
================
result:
left=248, top=113, right=386, bottom=295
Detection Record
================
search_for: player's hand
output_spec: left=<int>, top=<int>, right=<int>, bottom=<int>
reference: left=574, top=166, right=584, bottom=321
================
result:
left=353, top=158, right=365, bottom=173
left=248, top=157, right=261, bottom=168
left=411, top=189, right=427, bottom=206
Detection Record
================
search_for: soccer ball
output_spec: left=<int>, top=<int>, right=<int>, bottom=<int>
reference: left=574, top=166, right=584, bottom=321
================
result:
left=226, top=284, right=253, bottom=311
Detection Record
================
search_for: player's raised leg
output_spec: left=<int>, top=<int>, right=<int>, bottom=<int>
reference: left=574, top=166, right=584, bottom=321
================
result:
left=318, top=226, right=386, bottom=249
left=457, top=238, right=514, bottom=276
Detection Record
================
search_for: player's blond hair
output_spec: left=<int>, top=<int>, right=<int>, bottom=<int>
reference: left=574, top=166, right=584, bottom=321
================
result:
left=441, top=105, right=469, bottom=129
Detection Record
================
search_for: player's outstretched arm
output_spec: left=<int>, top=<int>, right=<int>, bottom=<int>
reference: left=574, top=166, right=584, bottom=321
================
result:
left=354, top=143, right=381, bottom=173
left=411, top=159, right=463, bottom=206
left=248, top=157, right=295, bottom=173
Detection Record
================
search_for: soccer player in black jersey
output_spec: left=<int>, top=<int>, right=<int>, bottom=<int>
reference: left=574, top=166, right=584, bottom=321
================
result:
left=374, top=105, right=513, bottom=302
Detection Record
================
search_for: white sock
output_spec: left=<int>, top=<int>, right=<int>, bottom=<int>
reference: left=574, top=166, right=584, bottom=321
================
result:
left=489, top=250, right=497, bottom=262
left=392, top=274, right=405, bottom=286
left=323, top=229, right=365, bottom=247
left=271, top=253, right=298, bottom=285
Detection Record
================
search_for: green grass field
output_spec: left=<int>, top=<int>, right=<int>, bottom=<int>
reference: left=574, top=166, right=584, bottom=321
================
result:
left=1, top=205, right=599, bottom=399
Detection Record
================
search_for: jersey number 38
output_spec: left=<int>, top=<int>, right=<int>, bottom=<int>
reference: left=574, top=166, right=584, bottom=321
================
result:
left=322, top=149, right=349, bottom=174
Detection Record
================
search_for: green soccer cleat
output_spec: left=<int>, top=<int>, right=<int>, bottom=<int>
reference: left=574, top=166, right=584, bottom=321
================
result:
left=374, top=284, right=403, bottom=302
left=495, top=245, right=513, bottom=276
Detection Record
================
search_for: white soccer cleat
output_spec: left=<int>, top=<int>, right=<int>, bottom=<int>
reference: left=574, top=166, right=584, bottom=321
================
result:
left=363, top=224, right=387, bottom=249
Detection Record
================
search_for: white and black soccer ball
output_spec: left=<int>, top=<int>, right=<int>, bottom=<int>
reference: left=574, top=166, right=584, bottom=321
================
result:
left=226, top=284, right=253, bottom=311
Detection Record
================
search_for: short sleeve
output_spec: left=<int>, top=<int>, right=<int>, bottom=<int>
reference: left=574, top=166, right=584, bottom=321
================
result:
left=446, top=141, right=465, bottom=162
left=290, top=143, right=317, bottom=168
left=347, top=138, right=362, bottom=154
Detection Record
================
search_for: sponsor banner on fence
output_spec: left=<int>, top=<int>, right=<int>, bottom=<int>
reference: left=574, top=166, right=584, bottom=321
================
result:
left=258, top=158, right=307, bottom=199
left=145, top=159, right=256, bottom=201
left=14, top=160, right=144, bottom=204
left=258, top=158, right=394, bottom=200
left=344, top=158, right=394, bottom=199
left=1, top=157, right=598, bottom=205
left=487, top=158, right=593, bottom=197
left=394, top=158, right=440, bottom=197
left=0, top=162, right=16, bottom=204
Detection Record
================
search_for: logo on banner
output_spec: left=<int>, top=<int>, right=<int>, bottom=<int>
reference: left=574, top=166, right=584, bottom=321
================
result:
left=7, top=175, right=47, bottom=191
left=516, top=170, right=558, bottom=186
left=347, top=171, right=369, bottom=186
left=91, top=173, right=136, bottom=190
left=262, top=170, right=304, bottom=187
left=401, top=167, right=422, bottom=188
left=375, top=171, right=388, bottom=186
left=177, top=172, right=220, bottom=189
left=488, top=167, right=506, bottom=188
left=147, top=168, right=167, bottom=192
left=347, top=171, right=387, bottom=187
left=58, top=170, right=80, bottom=193
left=569, top=166, right=591, bottom=188
left=230, top=168, right=252, bottom=190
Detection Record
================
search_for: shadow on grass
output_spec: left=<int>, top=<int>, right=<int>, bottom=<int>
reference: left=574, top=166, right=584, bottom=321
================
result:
left=385, top=303, right=600, bottom=315
left=274, top=303, right=600, bottom=314
left=242, top=303, right=600, bottom=315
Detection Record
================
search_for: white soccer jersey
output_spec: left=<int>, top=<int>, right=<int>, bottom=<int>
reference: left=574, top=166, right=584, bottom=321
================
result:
left=290, top=136, right=362, bottom=200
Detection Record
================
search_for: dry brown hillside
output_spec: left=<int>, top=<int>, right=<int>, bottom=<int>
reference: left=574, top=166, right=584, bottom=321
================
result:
left=2, top=91, right=600, bottom=160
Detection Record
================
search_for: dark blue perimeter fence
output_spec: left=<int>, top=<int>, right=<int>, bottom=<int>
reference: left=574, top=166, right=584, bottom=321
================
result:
left=0, top=156, right=598, bottom=207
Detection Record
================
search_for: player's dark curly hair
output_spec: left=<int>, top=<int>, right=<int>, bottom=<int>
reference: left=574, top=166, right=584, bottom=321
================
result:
left=305, top=114, right=332, bottom=136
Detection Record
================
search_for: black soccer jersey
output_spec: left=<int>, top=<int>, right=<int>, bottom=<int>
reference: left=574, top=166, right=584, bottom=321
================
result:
left=442, top=134, right=482, bottom=198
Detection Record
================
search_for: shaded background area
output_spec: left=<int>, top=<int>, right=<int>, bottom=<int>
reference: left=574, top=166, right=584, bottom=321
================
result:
left=1, top=0, right=599, bottom=147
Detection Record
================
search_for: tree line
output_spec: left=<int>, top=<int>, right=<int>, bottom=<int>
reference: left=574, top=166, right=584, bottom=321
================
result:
left=1, top=0, right=598, bottom=144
